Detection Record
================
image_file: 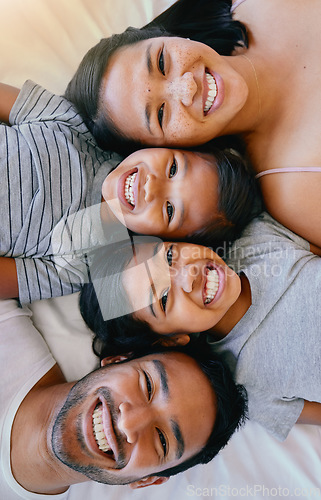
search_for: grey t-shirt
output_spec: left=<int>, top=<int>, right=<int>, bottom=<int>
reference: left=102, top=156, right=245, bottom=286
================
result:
left=208, top=213, right=321, bottom=440
left=1, top=80, right=122, bottom=302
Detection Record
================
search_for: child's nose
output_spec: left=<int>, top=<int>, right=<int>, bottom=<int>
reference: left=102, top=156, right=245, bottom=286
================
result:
left=173, top=263, right=198, bottom=293
left=144, top=173, right=162, bottom=203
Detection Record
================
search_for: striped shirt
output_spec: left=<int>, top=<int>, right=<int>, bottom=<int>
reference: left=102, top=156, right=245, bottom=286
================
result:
left=1, top=80, right=123, bottom=303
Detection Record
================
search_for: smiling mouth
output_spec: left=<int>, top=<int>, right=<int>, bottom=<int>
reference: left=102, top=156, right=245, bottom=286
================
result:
left=124, top=172, right=137, bottom=207
left=92, top=404, right=115, bottom=457
left=204, top=267, right=219, bottom=304
left=204, top=72, right=217, bottom=114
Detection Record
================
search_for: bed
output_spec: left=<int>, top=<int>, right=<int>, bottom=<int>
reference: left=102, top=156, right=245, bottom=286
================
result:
left=2, top=1, right=321, bottom=498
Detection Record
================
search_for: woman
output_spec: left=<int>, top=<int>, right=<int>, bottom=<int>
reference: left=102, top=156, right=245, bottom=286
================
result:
left=65, top=0, right=321, bottom=250
left=79, top=212, right=321, bottom=441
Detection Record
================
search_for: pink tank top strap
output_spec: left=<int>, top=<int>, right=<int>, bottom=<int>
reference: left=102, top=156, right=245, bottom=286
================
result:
left=230, top=0, right=247, bottom=13
left=255, top=166, right=321, bottom=179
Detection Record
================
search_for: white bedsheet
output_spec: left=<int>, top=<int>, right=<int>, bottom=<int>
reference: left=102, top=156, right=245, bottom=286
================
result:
left=2, top=1, right=321, bottom=498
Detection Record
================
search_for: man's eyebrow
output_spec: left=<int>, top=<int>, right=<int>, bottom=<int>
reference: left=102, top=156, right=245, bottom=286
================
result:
left=152, top=359, right=185, bottom=459
left=171, top=420, right=185, bottom=460
left=177, top=154, right=189, bottom=230
left=152, top=359, right=169, bottom=397
left=144, top=44, right=153, bottom=135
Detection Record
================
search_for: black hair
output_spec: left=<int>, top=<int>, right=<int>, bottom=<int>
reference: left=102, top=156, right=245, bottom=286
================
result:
left=123, top=338, right=247, bottom=478
left=144, top=0, right=248, bottom=55
left=79, top=241, right=248, bottom=476
left=100, top=140, right=262, bottom=252
left=79, top=236, right=167, bottom=357
left=65, top=26, right=172, bottom=155
left=65, top=0, right=248, bottom=154
left=186, top=143, right=263, bottom=250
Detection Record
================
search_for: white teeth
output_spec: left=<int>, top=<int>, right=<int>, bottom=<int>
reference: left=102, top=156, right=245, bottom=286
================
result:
left=204, top=268, right=219, bottom=304
left=92, top=406, right=112, bottom=453
left=124, top=172, right=137, bottom=207
left=204, top=72, right=217, bottom=113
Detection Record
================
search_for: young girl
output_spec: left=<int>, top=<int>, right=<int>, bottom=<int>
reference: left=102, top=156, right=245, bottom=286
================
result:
left=79, top=212, right=321, bottom=441
left=65, top=0, right=321, bottom=251
left=0, top=81, right=259, bottom=303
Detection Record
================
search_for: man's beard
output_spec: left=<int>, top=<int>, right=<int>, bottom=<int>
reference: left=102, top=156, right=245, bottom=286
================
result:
left=51, top=371, right=131, bottom=485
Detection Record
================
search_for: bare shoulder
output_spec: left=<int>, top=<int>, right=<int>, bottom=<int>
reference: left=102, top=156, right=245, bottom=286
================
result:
left=260, top=171, right=321, bottom=248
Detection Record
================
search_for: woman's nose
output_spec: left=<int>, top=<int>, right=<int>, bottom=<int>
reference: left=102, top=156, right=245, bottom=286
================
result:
left=167, top=72, right=197, bottom=107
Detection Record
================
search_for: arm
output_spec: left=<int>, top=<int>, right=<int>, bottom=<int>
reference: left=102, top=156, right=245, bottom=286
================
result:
left=296, top=400, right=321, bottom=426
left=0, top=257, right=19, bottom=299
left=309, top=243, right=321, bottom=256
left=0, top=83, right=20, bottom=124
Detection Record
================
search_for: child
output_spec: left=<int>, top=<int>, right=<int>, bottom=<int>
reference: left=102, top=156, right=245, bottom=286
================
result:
left=0, top=80, right=260, bottom=303
left=79, top=212, right=321, bottom=441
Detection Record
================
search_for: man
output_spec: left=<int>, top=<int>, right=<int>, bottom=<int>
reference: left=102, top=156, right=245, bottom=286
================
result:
left=0, top=299, right=246, bottom=499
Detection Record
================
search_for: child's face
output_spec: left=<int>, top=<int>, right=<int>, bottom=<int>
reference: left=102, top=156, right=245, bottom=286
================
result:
left=122, top=241, right=241, bottom=335
left=102, top=148, right=218, bottom=238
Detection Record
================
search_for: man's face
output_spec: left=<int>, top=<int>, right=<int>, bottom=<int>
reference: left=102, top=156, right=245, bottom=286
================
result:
left=52, top=352, right=216, bottom=487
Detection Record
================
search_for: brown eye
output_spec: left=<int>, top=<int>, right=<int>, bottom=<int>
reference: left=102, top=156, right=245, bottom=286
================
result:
left=158, top=104, right=164, bottom=128
left=144, top=371, right=152, bottom=400
left=166, top=202, right=174, bottom=223
left=161, top=289, right=169, bottom=312
left=157, top=428, right=167, bottom=457
left=169, top=159, right=177, bottom=178
left=158, top=49, right=165, bottom=75
left=166, top=245, right=173, bottom=267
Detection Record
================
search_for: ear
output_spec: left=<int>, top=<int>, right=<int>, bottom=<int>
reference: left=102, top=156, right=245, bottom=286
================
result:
left=101, top=354, right=131, bottom=367
left=129, top=476, right=169, bottom=489
left=157, top=333, right=190, bottom=347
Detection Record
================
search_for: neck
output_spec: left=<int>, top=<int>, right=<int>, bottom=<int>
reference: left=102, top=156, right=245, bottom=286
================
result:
left=220, top=50, right=276, bottom=139
left=206, top=273, right=251, bottom=340
left=11, top=365, right=85, bottom=495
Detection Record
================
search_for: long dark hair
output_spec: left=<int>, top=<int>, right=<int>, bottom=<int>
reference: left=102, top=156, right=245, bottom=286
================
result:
left=145, top=0, right=248, bottom=55
left=65, top=0, right=248, bottom=154
left=65, top=26, right=171, bottom=155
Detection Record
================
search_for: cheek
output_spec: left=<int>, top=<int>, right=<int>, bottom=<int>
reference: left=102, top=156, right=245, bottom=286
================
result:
left=169, top=116, right=195, bottom=144
left=124, top=212, right=151, bottom=231
left=169, top=117, right=209, bottom=147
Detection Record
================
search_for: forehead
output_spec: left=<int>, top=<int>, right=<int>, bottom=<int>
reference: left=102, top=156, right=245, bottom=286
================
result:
left=179, top=151, right=219, bottom=234
left=101, top=39, right=154, bottom=142
left=100, top=37, right=191, bottom=145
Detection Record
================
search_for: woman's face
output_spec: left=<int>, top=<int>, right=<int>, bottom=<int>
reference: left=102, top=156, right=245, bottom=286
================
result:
left=101, top=37, right=248, bottom=147
left=102, top=148, right=218, bottom=239
left=122, top=241, right=241, bottom=335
